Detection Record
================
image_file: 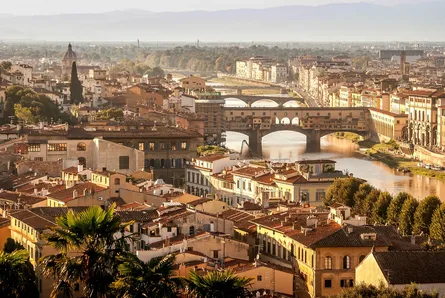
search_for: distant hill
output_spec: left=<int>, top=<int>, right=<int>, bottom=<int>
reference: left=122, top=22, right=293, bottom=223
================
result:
left=0, top=2, right=444, bottom=41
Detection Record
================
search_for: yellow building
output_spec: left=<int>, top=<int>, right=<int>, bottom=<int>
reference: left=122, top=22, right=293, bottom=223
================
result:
left=369, top=108, right=409, bottom=141
left=356, top=251, right=445, bottom=297
left=180, top=75, right=206, bottom=94
left=252, top=211, right=420, bottom=297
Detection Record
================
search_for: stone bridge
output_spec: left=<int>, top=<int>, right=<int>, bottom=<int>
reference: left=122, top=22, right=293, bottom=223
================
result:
left=221, top=95, right=305, bottom=107
left=223, top=106, right=371, bottom=156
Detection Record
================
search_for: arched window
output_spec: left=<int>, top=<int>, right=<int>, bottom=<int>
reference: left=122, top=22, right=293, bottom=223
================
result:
left=359, top=255, right=366, bottom=263
left=343, top=255, right=351, bottom=269
left=189, top=226, right=195, bottom=236
left=77, top=142, right=86, bottom=151
left=114, top=178, right=121, bottom=185
left=78, top=157, right=86, bottom=167
left=325, top=256, right=332, bottom=270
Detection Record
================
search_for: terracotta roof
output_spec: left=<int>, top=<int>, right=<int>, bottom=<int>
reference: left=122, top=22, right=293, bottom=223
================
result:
left=233, top=167, right=268, bottom=178
left=0, top=190, right=46, bottom=206
left=372, top=251, right=445, bottom=284
left=48, top=182, right=107, bottom=203
left=296, top=160, right=336, bottom=165
left=220, top=209, right=256, bottom=232
left=116, top=210, right=158, bottom=223
left=63, top=166, right=79, bottom=174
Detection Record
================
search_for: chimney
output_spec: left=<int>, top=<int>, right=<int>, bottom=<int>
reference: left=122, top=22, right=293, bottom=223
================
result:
left=41, top=188, right=48, bottom=197
left=281, top=220, right=285, bottom=227
left=102, top=167, right=107, bottom=172
left=78, top=163, right=84, bottom=173
left=83, top=188, right=87, bottom=197
left=292, top=222, right=298, bottom=230
left=33, top=188, right=38, bottom=196
left=73, top=189, right=78, bottom=199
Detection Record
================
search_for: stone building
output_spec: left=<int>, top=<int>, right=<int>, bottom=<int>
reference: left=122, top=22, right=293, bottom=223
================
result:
left=62, top=43, right=77, bottom=77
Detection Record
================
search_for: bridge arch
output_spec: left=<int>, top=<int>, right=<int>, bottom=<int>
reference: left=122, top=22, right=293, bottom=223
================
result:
left=224, top=98, right=248, bottom=107
left=282, top=100, right=301, bottom=107
left=251, top=99, right=280, bottom=107
left=280, top=117, right=291, bottom=125
left=291, top=117, right=300, bottom=125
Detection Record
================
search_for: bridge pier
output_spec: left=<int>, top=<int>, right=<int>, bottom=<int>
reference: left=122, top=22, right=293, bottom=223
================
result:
left=248, top=130, right=263, bottom=158
left=306, top=130, right=322, bottom=152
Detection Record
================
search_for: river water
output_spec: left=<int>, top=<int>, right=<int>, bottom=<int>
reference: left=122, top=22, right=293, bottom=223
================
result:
left=225, top=132, right=445, bottom=201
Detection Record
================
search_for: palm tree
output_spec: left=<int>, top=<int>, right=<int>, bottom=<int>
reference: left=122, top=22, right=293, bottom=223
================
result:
left=112, top=254, right=182, bottom=298
left=40, top=204, right=133, bottom=298
left=0, top=249, right=39, bottom=298
left=184, top=269, right=253, bottom=298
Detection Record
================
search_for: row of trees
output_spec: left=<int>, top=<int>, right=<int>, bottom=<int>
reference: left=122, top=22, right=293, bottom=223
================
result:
left=0, top=205, right=253, bottom=298
left=2, top=86, right=72, bottom=125
left=324, top=177, right=445, bottom=239
left=109, top=59, right=165, bottom=77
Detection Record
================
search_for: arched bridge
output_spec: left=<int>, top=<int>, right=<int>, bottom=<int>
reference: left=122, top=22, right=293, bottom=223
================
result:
left=221, top=95, right=304, bottom=107
left=223, top=106, right=371, bottom=156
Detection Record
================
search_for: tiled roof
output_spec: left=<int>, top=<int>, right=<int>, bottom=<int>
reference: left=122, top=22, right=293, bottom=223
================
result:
left=296, top=160, right=336, bottom=165
left=0, top=190, right=46, bottom=206
left=63, top=166, right=79, bottom=174
left=372, top=251, right=445, bottom=284
left=116, top=210, right=159, bottom=223
left=220, top=209, right=256, bottom=232
left=48, top=182, right=107, bottom=202
left=196, top=154, right=228, bottom=162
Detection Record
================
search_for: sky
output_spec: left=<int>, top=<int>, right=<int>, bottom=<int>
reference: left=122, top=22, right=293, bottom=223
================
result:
left=0, top=0, right=426, bottom=15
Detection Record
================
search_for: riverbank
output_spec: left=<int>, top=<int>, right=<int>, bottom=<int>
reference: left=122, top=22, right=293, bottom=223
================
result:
left=333, top=134, right=445, bottom=181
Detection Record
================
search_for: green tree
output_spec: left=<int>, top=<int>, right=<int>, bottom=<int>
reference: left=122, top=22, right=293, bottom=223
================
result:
left=14, top=104, right=36, bottom=124
left=70, top=61, right=84, bottom=104
left=361, top=188, right=381, bottom=218
left=371, top=191, right=393, bottom=224
left=387, top=192, right=412, bottom=227
left=112, top=254, right=182, bottom=298
left=185, top=269, right=253, bottom=298
left=40, top=204, right=132, bottom=298
left=0, top=249, right=39, bottom=298
left=399, top=198, right=419, bottom=236
left=324, top=177, right=364, bottom=208
left=0, top=61, right=12, bottom=74
left=429, top=202, right=445, bottom=241
left=332, top=283, right=438, bottom=298
left=353, top=183, right=374, bottom=215
left=413, top=195, right=441, bottom=235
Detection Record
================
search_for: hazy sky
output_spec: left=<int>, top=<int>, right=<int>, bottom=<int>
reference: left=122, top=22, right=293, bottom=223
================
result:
left=1, top=0, right=424, bottom=15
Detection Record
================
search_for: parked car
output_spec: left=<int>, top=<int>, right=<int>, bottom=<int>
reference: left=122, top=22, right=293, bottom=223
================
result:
left=425, top=164, right=432, bottom=169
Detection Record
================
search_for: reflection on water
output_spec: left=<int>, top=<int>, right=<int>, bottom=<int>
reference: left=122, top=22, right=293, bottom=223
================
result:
left=225, top=131, right=445, bottom=201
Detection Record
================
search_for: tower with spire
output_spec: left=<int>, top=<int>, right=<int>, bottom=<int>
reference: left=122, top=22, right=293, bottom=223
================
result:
left=62, top=43, right=77, bottom=76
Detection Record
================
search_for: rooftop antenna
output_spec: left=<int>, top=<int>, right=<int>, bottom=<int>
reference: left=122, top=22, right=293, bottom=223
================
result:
left=137, top=39, right=140, bottom=48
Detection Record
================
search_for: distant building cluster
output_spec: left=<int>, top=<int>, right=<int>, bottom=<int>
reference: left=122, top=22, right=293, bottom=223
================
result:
left=236, top=56, right=288, bottom=83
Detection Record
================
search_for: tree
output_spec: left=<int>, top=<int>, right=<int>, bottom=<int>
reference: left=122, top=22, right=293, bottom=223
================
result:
left=361, top=188, right=381, bottom=218
left=429, top=202, right=445, bottom=241
left=0, top=249, right=39, bottom=298
left=3, top=238, right=24, bottom=253
left=324, top=177, right=364, bottom=208
left=371, top=191, right=393, bottom=224
left=399, top=198, right=419, bottom=236
left=413, top=195, right=441, bottom=235
left=387, top=192, right=412, bottom=227
left=332, top=283, right=438, bottom=298
left=95, top=108, right=124, bottom=121
left=0, top=61, right=12, bottom=74
left=70, top=61, right=84, bottom=105
left=112, top=254, right=182, bottom=298
left=185, top=269, right=253, bottom=298
left=14, top=104, right=36, bottom=124
left=40, top=204, right=132, bottom=298
left=353, top=183, right=374, bottom=214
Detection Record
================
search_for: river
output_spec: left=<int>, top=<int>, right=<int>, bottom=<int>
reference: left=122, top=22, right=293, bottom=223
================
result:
left=225, top=132, right=445, bottom=201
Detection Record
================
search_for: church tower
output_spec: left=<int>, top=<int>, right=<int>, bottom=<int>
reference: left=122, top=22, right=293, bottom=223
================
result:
left=62, top=43, right=77, bottom=76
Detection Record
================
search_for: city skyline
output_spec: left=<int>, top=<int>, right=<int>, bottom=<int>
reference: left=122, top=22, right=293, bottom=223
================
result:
left=0, top=0, right=430, bottom=15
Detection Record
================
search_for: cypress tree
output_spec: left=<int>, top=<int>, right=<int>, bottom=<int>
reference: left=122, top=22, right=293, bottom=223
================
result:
left=398, top=198, right=419, bottom=236
left=387, top=192, right=412, bottom=227
left=429, top=203, right=445, bottom=241
left=413, top=195, right=441, bottom=235
left=70, top=61, right=84, bottom=105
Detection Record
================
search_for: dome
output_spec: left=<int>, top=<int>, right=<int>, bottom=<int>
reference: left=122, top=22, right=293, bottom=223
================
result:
left=62, top=43, right=77, bottom=61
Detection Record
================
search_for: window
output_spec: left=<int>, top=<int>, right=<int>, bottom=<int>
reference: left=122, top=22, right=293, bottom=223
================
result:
left=47, top=143, right=67, bottom=151
left=34, top=157, right=43, bottom=161
left=138, top=143, right=145, bottom=150
left=341, top=279, right=354, bottom=288
left=170, top=142, right=177, bottom=151
left=149, top=143, right=155, bottom=151
left=189, top=226, right=195, bottom=235
left=181, top=142, right=187, bottom=150
left=324, top=279, right=332, bottom=288
left=213, top=250, right=219, bottom=258
left=325, top=256, right=332, bottom=269
left=114, top=178, right=121, bottom=185
left=257, top=275, right=262, bottom=281
left=78, top=157, right=86, bottom=167
left=77, top=142, right=86, bottom=151
left=119, top=156, right=130, bottom=170
left=159, top=143, right=165, bottom=150
left=343, top=255, right=351, bottom=269
left=28, top=144, right=40, bottom=152
left=167, top=226, right=172, bottom=232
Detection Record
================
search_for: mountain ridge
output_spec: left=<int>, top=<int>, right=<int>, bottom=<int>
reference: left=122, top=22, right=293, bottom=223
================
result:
left=0, top=1, right=444, bottom=42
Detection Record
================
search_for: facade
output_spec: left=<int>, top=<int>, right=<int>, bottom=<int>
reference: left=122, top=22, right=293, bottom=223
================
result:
left=10, top=64, right=33, bottom=86
left=407, top=90, right=445, bottom=147
left=194, top=96, right=225, bottom=144
left=179, top=75, right=206, bottom=94
left=185, top=154, right=239, bottom=196
left=369, top=108, right=408, bottom=141
left=236, top=57, right=288, bottom=83
left=356, top=251, right=445, bottom=297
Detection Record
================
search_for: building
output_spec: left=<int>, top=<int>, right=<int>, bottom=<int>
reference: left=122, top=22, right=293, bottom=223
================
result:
left=10, top=64, right=33, bottom=86
left=185, top=154, right=239, bottom=196
left=407, top=89, right=445, bottom=147
left=194, top=94, right=225, bottom=144
left=62, top=44, right=77, bottom=77
left=369, top=108, right=408, bottom=142
left=252, top=212, right=421, bottom=297
left=236, top=57, right=288, bottom=83
left=179, top=75, right=206, bottom=94
left=356, top=251, right=445, bottom=297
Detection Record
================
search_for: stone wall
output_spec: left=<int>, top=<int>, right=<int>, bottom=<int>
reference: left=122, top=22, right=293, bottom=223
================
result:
left=413, top=146, right=445, bottom=167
